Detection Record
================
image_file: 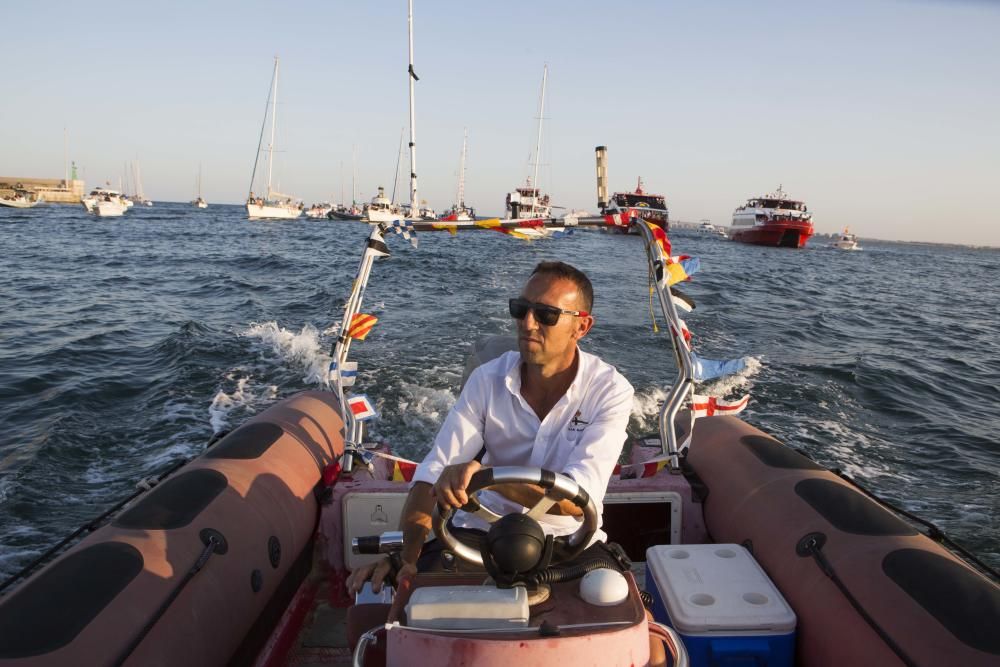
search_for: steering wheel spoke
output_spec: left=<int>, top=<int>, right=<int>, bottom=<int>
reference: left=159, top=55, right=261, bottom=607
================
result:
left=432, top=467, right=598, bottom=567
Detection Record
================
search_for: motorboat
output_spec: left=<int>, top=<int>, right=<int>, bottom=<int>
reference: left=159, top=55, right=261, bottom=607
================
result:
left=82, top=188, right=129, bottom=216
left=0, top=190, right=42, bottom=208
left=81, top=187, right=122, bottom=213
left=1, top=214, right=996, bottom=667
left=246, top=57, right=303, bottom=220
left=829, top=227, right=861, bottom=250
left=731, top=186, right=814, bottom=248
left=305, top=203, right=333, bottom=219
left=363, top=186, right=404, bottom=223
left=328, top=204, right=365, bottom=221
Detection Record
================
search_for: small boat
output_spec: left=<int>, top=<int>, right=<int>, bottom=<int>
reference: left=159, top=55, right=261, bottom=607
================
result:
left=246, top=57, right=303, bottom=220
left=829, top=227, right=861, bottom=250
left=305, top=203, right=333, bottom=219
left=2, top=216, right=996, bottom=667
left=440, top=129, right=476, bottom=222
left=328, top=204, right=365, bottom=221
left=363, top=186, right=405, bottom=223
left=131, top=161, right=153, bottom=206
left=731, top=185, right=814, bottom=248
left=505, top=66, right=555, bottom=222
left=82, top=188, right=128, bottom=216
left=0, top=190, right=42, bottom=209
left=192, top=165, right=208, bottom=209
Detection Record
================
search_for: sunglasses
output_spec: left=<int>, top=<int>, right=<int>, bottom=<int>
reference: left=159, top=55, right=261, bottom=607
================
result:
left=509, top=298, right=589, bottom=327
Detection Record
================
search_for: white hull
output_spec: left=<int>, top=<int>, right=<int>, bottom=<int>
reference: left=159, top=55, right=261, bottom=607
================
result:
left=247, top=203, right=302, bottom=219
left=0, top=197, right=40, bottom=209
left=193, top=199, right=208, bottom=209
left=94, top=200, right=126, bottom=217
left=830, top=240, right=860, bottom=250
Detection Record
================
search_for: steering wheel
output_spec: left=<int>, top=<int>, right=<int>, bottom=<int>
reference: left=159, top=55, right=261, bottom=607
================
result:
left=431, top=466, right=598, bottom=566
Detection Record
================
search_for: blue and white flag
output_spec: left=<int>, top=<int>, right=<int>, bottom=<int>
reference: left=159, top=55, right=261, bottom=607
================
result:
left=328, top=360, right=358, bottom=387
left=389, top=219, right=418, bottom=249
left=691, top=352, right=748, bottom=382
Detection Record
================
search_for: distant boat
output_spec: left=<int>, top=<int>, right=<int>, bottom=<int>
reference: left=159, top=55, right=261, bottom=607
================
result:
left=731, top=185, right=814, bottom=248
left=305, top=203, right=332, bottom=219
left=440, top=129, right=476, bottom=222
left=362, top=186, right=404, bottom=223
left=0, top=189, right=42, bottom=208
left=505, top=66, right=554, bottom=221
left=829, top=227, right=861, bottom=251
left=246, top=57, right=303, bottom=220
left=81, top=187, right=128, bottom=215
left=192, top=165, right=208, bottom=209
left=327, top=204, right=364, bottom=221
left=131, top=161, right=153, bottom=206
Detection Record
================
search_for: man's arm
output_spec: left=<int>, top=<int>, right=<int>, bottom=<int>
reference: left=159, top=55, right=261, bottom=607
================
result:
left=345, top=481, right=436, bottom=595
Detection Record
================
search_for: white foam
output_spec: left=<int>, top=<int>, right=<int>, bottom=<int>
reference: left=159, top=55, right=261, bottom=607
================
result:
left=207, top=376, right=278, bottom=434
left=242, top=321, right=333, bottom=385
left=698, top=355, right=762, bottom=396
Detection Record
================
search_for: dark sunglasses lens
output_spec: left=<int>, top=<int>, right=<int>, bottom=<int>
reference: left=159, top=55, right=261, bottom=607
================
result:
left=534, top=306, right=561, bottom=326
left=509, top=299, right=529, bottom=319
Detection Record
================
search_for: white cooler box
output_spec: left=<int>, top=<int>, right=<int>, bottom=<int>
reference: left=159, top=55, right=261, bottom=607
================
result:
left=645, top=544, right=796, bottom=667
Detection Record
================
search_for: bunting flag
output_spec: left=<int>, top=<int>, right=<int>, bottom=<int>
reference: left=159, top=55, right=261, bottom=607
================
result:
left=691, top=352, right=749, bottom=382
left=690, top=393, right=750, bottom=418
left=603, top=211, right=632, bottom=228
left=665, top=262, right=690, bottom=286
left=670, top=287, right=696, bottom=312
left=643, top=221, right=671, bottom=257
left=365, top=237, right=390, bottom=257
left=328, top=360, right=358, bottom=387
left=672, top=317, right=692, bottom=343
left=388, top=219, right=418, bottom=248
left=392, top=459, right=418, bottom=482
left=347, top=394, right=378, bottom=421
left=348, top=313, right=378, bottom=340
left=677, top=256, right=701, bottom=278
left=431, top=223, right=458, bottom=235
left=614, top=458, right=671, bottom=478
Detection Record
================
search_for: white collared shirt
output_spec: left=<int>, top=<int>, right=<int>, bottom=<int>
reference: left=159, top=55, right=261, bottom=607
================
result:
left=412, top=349, right=634, bottom=542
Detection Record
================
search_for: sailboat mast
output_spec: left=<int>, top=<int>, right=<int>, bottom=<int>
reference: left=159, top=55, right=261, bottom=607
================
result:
left=267, top=57, right=279, bottom=198
left=407, top=0, right=419, bottom=215
left=531, top=65, right=547, bottom=193
left=352, top=145, right=357, bottom=206
left=198, top=163, right=203, bottom=198
left=457, top=128, right=468, bottom=208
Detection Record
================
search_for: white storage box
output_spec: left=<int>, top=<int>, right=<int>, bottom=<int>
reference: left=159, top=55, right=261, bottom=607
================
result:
left=645, top=544, right=796, bottom=667
left=405, top=585, right=529, bottom=630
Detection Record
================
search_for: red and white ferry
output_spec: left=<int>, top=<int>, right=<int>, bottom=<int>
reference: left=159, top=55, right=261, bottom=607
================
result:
left=730, top=186, right=814, bottom=248
left=605, top=177, right=669, bottom=234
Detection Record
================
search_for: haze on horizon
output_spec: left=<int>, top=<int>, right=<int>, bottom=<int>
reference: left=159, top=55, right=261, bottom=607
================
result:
left=3, top=0, right=998, bottom=247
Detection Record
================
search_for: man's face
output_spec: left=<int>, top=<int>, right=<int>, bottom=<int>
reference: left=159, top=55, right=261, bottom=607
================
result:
left=515, top=275, right=592, bottom=367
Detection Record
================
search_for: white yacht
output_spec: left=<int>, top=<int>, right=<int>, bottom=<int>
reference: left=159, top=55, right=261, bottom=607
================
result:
left=0, top=190, right=42, bottom=208
left=246, top=57, right=303, bottom=220
left=363, top=186, right=404, bottom=223
left=829, top=227, right=861, bottom=250
left=82, top=188, right=128, bottom=215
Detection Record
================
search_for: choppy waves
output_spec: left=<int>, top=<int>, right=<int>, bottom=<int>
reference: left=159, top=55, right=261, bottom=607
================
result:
left=0, top=204, right=997, bottom=578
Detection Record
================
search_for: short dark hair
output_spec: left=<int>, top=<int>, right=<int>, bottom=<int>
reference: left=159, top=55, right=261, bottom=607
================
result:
left=530, top=261, right=594, bottom=311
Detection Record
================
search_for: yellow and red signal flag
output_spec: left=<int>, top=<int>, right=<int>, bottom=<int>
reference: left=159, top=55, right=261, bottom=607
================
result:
left=347, top=313, right=378, bottom=340
left=475, top=218, right=536, bottom=240
left=392, top=460, right=418, bottom=482
left=643, top=221, right=672, bottom=258
left=613, top=457, right=671, bottom=478
left=431, top=223, right=458, bottom=235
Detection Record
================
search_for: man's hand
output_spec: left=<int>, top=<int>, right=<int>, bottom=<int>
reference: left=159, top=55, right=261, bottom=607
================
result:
left=432, top=460, right=482, bottom=509
left=346, top=556, right=418, bottom=596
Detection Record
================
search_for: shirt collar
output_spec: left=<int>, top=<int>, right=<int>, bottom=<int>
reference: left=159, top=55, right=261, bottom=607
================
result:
left=504, top=347, right=588, bottom=402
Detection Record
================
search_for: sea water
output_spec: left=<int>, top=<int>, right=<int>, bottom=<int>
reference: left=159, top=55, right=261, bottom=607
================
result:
left=0, top=203, right=997, bottom=578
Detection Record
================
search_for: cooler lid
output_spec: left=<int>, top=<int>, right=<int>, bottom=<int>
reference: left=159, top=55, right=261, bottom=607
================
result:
left=646, top=544, right=796, bottom=634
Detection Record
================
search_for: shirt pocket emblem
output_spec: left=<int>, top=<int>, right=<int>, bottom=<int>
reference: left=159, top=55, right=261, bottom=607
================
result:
left=567, top=410, right=589, bottom=433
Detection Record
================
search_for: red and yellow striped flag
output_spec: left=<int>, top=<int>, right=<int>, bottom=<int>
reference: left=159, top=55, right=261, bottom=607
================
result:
left=348, top=313, right=378, bottom=340
left=644, top=221, right=671, bottom=257
left=392, top=460, right=417, bottom=482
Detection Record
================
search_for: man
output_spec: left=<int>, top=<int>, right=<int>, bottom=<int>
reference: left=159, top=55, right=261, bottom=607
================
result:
left=346, top=260, right=634, bottom=593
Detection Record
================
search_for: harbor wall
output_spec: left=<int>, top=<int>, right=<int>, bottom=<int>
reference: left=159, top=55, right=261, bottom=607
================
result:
left=0, top=177, right=85, bottom=204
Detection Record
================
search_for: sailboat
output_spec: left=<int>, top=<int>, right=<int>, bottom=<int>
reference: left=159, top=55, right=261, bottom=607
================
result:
left=132, top=161, right=153, bottom=206
left=192, top=164, right=208, bottom=209
left=440, top=128, right=476, bottom=222
left=402, top=0, right=435, bottom=222
left=246, top=57, right=303, bottom=220
left=505, top=65, right=553, bottom=221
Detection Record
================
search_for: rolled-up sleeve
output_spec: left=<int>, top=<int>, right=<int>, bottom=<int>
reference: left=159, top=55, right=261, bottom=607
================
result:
left=561, top=373, right=633, bottom=502
left=410, top=368, right=488, bottom=487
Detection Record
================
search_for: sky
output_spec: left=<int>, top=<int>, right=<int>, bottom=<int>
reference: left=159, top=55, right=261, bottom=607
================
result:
left=2, top=0, right=998, bottom=246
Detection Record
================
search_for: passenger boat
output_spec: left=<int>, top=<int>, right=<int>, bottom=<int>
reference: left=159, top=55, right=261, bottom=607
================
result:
left=829, top=227, right=860, bottom=250
left=594, top=147, right=668, bottom=234
left=0, top=190, right=42, bottom=209
left=1, top=214, right=996, bottom=667
left=731, top=186, right=814, bottom=248
left=246, top=57, right=303, bottom=220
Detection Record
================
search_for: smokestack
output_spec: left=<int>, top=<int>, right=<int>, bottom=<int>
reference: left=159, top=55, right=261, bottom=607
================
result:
left=595, top=146, right=608, bottom=210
